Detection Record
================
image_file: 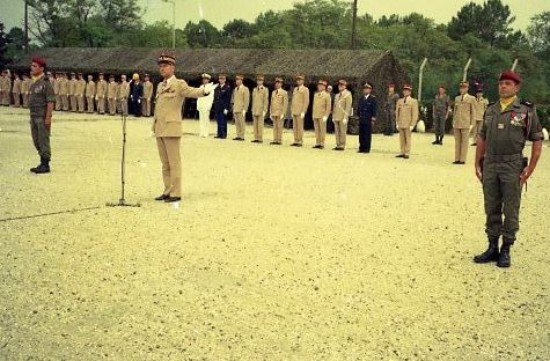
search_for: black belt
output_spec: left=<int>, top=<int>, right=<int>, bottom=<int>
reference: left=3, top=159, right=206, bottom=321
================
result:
left=485, top=153, right=523, bottom=162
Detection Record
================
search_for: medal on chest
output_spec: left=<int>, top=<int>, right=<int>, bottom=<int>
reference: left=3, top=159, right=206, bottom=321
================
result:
left=510, top=110, right=526, bottom=127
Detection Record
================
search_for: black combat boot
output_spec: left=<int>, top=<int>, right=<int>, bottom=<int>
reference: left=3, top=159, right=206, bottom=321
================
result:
left=497, top=241, right=513, bottom=268
left=432, top=136, right=439, bottom=145
left=33, top=157, right=50, bottom=174
left=439, top=135, right=444, bottom=145
left=473, top=237, right=500, bottom=263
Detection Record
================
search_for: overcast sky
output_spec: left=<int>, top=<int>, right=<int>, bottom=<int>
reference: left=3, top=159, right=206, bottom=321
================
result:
left=1, top=0, right=547, bottom=32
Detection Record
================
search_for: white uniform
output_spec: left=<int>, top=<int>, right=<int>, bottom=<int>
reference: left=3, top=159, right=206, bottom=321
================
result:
left=197, top=83, right=216, bottom=137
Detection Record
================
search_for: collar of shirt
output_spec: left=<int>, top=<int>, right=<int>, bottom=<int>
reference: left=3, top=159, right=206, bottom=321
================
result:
left=499, top=95, right=517, bottom=111
left=31, top=73, right=45, bottom=83
left=364, top=94, right=370, bottom=100
left=164, top=75, right=175, bottom=86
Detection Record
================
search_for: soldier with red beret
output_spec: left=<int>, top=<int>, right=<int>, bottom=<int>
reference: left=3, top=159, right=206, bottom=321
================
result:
left=28, top=56, right=55, bottom=174
left=473, top=70, right=544, bottom=268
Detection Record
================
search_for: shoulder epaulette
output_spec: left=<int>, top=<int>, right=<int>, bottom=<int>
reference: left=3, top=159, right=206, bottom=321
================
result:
left=520, top=100, right=534, bottom=107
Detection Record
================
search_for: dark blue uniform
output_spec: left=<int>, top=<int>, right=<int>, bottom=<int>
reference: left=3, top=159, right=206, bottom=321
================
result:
left=214, top=83, right=232, bottom=138
left=129, top=80, right=143, bottom=117
left=357, top=95, right=377, bottom=152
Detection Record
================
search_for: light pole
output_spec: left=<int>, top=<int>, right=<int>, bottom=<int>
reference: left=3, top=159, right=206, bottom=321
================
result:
left=162, top=0, right=176, bottom=49
left=351, top=0, right=358, bottom=49
left=24, top=0, right=29, bottom=53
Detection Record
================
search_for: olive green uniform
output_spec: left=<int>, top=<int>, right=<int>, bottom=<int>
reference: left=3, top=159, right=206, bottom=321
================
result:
left=29, top=75, right=55, bottom=162
left=433, top=94, right=450, bottom=138
left=479, top=98, right=543, bottom=243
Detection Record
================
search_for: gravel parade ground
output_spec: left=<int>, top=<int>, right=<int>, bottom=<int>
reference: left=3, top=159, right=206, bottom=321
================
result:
left=1, top=107, right=549, bottom=360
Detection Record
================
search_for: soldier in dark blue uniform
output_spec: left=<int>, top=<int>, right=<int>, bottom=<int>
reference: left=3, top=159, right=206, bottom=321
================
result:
left=357, top=81, right=377, bottom=153
left=473, top=70, right=544, bottom=268
left=213, top=73, right=232, bottom=139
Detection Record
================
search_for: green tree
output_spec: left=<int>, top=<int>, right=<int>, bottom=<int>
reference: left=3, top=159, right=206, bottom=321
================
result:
left=0, top=22, right=8, bottom=69
left=527, top=11, right=550, bottom=57
left=184, top=20, right=221, bottom=48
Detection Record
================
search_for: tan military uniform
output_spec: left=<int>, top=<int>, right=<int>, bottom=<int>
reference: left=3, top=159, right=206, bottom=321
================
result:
left=471, top=96, right=488, bottom=142
left=153, top=76, right=206, bottom=198
left=117, top=80, right=129, bottom=116
left=58, top=77, right=69, bottom=111
left=333, top=89, right=353, bottom=149
left=69, top=77, right=78, bottom=111
left=290, top=85, right=310, bottom=145
left=96, top=79, right=107, bottom=114
left=12, top=77, right=21, bottom=107
left=52, top=77, right=61, bottom=110
left=453, top=94, right=476, bottom=162
left=396, top=96, right=419, bottom=156
left=85, top=80, right=96, bottom=113
left=251, top=85, right=269, bottom=141
left=231, top=84, right=250, bottom=139
left=107, top=80, right=118, bottom=115
left=21, top=77, right=30, bottom=108
left=0, top=75, right=11, bottom=106
left=75, top=78, right=85, bottom=112
left=312, top=91, right=332, bottom=146
left=270, top=88, right=288, bottom=144
left=142, top=80, right=154, bottom=117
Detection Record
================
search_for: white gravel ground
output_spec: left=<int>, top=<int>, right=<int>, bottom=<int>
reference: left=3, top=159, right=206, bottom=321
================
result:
left=1, top=107, right=549, bottom=360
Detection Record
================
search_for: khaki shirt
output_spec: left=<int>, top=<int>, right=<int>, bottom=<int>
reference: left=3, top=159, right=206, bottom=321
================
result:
left=291, top=85, right=310, bottom=115
left=332, top=90, right=353, bottom=121
left=0, top=76, right=7, bottom=92
left=396, top=96, right=419, bottom=128
left=479, top=98, right=543, bottom=156
left=453, top=94, right=476, bottom=129
left=85, top=80, right=96, bottom=97
left=312, top=91, right=331, bottom=119
left=52, top=78, right=60, bottom=95
left=107, top=81, right=118, bottom=99
left=96, top=80, right=107, bottom=98
left=117, top=80, right=129, bottom=99
left=58, top=78, right=68, bottom=96
left=21, top=79, right=30, bottom=94
left=474, top=96, right=489, bottom=121
left=270, top=88, right=288, bottom=117
left=153, top=76, right=206, bottom=137
left=68, top=79, right=78, bottom=96
left=143, top=80, right=153, bottom=99
left=251, top=86, right=269, bottom=116
left=75, top=79, right=85, bottom=96
left=231, top=85, right=250, bottom=113
left=12, top=79, right=21, bottom=94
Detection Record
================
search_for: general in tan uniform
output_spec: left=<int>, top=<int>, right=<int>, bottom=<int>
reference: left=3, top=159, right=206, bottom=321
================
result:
left=21, top=74, right=30, bottom=108
left=452, top=81, right=476, bottom=164
left=11, top=73, right=22, bottom=107
left=231, top=74, right=250, bottom=141
left=107, top=75, right=118, bottom=115
left=269, top=77, right=288, bottom=145
left=85, top=74, right=96, bottom=113
left=117, top=75, right=129, bottom=116
left=395, top=84, right=419, bottom=159
left=96, top=73, right=107, bottom=114
left=68, top=72, right=78, bottom=111
left=152, top=52, right=209, bottom=203
left=142, top=74, right=153, bottom=117
left=470, top=87, right=488, bottom=146
left=290, top=74, right=310, bottom=147
left=251, top=75, right=269, bottom=143
left=312, top=80, right=331, bottom=149
left=332, top=79, right=353, bottom=151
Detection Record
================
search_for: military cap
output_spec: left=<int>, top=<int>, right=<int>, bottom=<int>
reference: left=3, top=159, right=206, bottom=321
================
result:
left=201, top=73, right=211, bottom=80
left=459, top=80, right=469, bottom=87
left=274, top=77, right=284, bottom=83
left=109, top=74, right=115, bottom=79
left=70, top=72, right=76, bottom=75
left=403, top=84, right=413, bottom=90
left=256, top=74, right=265, bottom=81
left=78, top=72, right=83, bottom=75
left=98, top=72, right=104, bottom=75
left=338, top=79, right=348, bottom=86
left=295, top=74, right=305, bottom=81
left=388, top=82, right=395, bottom=87
left=218, top=73, right=227, bottom=78
left=317, top=80, right=328, bottom=87
left=235, top=74, right=244, bottom=80
left=158, top=51, right=176, bottom=65
left=144, top=73, right=150, bottom=77
left=499, top=70, right=521, bottom=84
left=363, top=81, right=373, bottom=89
left=475, top=87, right=483, bottom=93
left=31, top=56, right=47, bottom=68
left=438, top=84, right=446, bottom=89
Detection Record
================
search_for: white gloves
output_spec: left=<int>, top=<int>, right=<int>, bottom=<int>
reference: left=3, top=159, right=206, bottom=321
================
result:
left=242, top=110, right=246, bottom=116
left=223, top=109, right=228, bottom=115
left=343, top=118, right=348, bottom=125
left=300, top=112, right=305, bottom=119
left=322, top=116, right=328, bottom=123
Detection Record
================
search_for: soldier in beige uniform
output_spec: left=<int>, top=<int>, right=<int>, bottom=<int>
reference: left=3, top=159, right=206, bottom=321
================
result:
left=269, top=77, right=288, bottom=145
left=68, top=72, right=77, bottom=111
left=117, top=74, right=129, bottom=116
left=251, top=75, right=269, bottom=143
left=11, top=73, right=22, bottom=107
left=75, top=73, right=86, bottom=112
left=85, top=74, right=96, bottom=113
left=58, top=73, right=69, bottom=111
left=152, top=52, right=209, bottom=203
left=231, top=74, right=250, bottom=141
left=107, top=75, right=118, bottom=115
left=21, top=74, right=30, bottom=108
left=50, top=73, right=59, bottom=110
left=142, top=74, right=153, bottom=117
left=332, top=79, right=353, bottom=151
left=470, top=86, right=488, bottom=146
left=452, top=81, right=476, bottom=164
left=0, top=70, right=11, bottom=106
left=290, top=74, right=310, bottom=147
left=96, top=73, right=107, bottom=114
left=395, top=84, right=419, bottom=159
left=312, top=80, right=332, bottom=149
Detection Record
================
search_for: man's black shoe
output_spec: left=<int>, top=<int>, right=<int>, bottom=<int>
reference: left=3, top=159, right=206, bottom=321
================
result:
left=395, top=154, right=405, bottom=158
left=155, top=194, right=170, bottom=201
left=164, top=196, right=181, bottom=203
left=403, top=155, right=410, bottom=159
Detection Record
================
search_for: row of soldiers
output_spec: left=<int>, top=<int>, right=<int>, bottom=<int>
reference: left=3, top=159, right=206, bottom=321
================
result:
left=0, top=70, right=155, bottom=117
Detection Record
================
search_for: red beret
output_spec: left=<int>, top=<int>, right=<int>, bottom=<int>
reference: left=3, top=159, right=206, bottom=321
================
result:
left=499, top=70, right=521, bottom=84
left=31, top=57, right=47, bottom=67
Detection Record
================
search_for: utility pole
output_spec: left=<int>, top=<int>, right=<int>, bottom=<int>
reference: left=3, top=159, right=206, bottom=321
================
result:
left=418, top=58, right=428, bottom=103
left=511, top=58, right=518, bottom=71
left=24, top=0, right=29, bottom=53
left=463, top=58, right=472, bottom=82
left=351, top=0, right=358, bottom=49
